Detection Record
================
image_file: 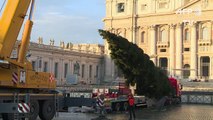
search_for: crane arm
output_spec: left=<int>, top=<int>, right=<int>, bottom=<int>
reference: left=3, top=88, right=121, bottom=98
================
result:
left=0, top=0, right=31, bottom=60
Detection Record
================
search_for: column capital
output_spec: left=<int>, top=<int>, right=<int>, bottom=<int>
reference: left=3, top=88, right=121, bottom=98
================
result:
left=148, top=25, right=156, bottom=30
left=139, top=26, right=149, bottom=30
left=170, top=24, right=176, bottom=29
left=190, top=21, right=197, bottom=27
left=176, top=23, right=182, bottom=28
left=127, top=27, right=134, bottom=31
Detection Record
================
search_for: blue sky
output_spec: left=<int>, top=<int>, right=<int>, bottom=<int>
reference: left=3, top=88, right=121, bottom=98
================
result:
left=0, top=0, right=105, bottom=45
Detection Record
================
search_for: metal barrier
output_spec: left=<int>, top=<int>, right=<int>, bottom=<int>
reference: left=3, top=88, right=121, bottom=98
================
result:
left=181, top=91, right=213, bottom=104
left=66, top=92, right=92, bottom=98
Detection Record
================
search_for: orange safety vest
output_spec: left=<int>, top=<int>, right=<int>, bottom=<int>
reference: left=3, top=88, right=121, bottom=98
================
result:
left=128, top=97, right=134, bottom=106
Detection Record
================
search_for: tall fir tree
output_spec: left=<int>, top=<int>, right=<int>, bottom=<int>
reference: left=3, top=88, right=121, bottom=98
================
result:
left=99, top=30, right=172, bottom=99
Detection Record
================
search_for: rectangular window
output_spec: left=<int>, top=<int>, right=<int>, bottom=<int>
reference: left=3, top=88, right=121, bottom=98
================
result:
left=32, top=61, right=36, bottom=71
left=43, top=62, right=48, bottom=72
left=54, top=63, right=58, bottom=78
left=64, top=63, right=68, bottom=78
left=159, top=2, right=167, bottom=9
left=184, top=48, right=190, bottom=51
left=82, top=64, right=85, bottom=78
left=89, top=65, right=92, bottom=78
left=160, top=49, right=166, bottom=52
left=117, top=3, right=125, bottom=13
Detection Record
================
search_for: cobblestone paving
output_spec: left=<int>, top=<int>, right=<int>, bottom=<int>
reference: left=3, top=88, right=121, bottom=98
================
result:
left=40, top=104, right=213, bottom=120
left=138, top=104, right=213, bottom=120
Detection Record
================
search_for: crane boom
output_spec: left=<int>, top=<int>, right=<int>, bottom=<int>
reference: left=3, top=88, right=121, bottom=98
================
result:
left=0, top=0, right=31, bottom=59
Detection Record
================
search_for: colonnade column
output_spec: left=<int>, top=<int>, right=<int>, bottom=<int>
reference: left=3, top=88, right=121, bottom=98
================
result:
left=149, top=25, right=156, bottom=65
left=169, top=24, right=175, bottom=76
left=175, top=23, right=183, bottom=77
left=49, top=57, right=53, bottom=74
left=69, top=60, right=72, bottom=75
left=60, top=59, right=64, bottom=85
left=190, top=22, right=197, bottom=79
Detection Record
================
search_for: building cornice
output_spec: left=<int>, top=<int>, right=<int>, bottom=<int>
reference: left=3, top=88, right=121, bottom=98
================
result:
left=15, top=41, right=104, bottom=59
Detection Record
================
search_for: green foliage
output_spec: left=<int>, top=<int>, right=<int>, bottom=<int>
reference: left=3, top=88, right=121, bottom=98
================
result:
left=99, top=29, right=172, bottom=99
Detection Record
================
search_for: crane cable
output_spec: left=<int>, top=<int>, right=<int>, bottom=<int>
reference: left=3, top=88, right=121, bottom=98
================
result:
left=0, top=0, right=6, bottom=13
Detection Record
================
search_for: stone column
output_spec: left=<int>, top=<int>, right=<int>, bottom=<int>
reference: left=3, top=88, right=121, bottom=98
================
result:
left=87, top=64, right=90, bottom=84
left=198, top=56, right=201, bottom=79
left=49, top=57, right=53, bottom=74
left=149, top=25, right=157, bottom=65
left=169, top=24, right=175, bottom=76
left=60, top=59, right=64, bottom=85
left=92, top=64, right=96, bottom=84
left=69, top=60, right=72, bottom=75
left=190, top=22, right=197, bottom=79
left=175, top=23, right=183, bottom=77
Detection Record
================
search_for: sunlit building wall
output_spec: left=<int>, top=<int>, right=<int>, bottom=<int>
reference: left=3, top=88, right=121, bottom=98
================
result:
left=104, top=0, right=213, bottom=80
left=12, top=39, right=104, bottom=85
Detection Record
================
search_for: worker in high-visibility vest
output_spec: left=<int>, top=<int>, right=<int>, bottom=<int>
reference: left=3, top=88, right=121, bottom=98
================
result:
left=128, top=93, right=136, bottom=120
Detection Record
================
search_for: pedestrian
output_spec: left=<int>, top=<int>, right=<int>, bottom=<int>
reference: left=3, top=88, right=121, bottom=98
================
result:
left=128, top=93, right=136, bottom=120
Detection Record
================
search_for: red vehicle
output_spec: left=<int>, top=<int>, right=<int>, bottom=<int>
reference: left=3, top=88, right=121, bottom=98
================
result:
left=168, top=77, right=182, bottom=104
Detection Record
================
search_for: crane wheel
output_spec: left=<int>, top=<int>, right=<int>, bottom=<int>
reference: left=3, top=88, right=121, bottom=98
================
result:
left=39, top=100, right=55, bottom=120
left=115, top=103, right=120, bottom=111
left=29, top=100, right=39, bottom=120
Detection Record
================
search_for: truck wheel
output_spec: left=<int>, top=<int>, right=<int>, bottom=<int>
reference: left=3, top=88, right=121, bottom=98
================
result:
left=39, top=100, right=55, bottom=120
left=115, top=103, right=120, bottom=111
left=29, top=100, right=39, bottom=120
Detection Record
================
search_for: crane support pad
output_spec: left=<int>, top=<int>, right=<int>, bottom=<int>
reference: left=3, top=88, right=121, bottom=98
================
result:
left=0, top=103, right=18, bottom=113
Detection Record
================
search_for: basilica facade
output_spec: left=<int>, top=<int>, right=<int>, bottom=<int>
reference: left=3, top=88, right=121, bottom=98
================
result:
left=104, top=0, right=213, bottom=81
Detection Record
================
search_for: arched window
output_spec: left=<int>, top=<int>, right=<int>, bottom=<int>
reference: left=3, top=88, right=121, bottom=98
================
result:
left=184, top=29, right=190, bottom=41
left=160, top=29, right=168, bottom=42
left=141, top=32, right=145, bottom=43
left=201, top=27, right=209, bottom=40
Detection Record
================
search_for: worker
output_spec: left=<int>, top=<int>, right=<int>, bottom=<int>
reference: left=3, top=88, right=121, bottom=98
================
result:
left=128, top=93, right=136, bottom=120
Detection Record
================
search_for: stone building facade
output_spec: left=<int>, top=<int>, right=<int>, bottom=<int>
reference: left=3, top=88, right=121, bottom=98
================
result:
left=104, top=0, right=213, bottom=80
left=12, top=39, right=104, bottom=85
